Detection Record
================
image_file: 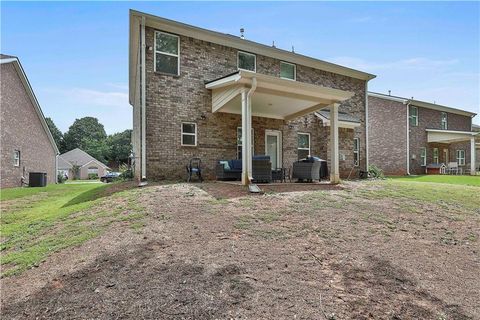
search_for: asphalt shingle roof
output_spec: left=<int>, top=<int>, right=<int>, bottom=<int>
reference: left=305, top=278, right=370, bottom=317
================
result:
left=316, top=110, right=360, bottom=123
left=58, top=148, right=107, bottom=168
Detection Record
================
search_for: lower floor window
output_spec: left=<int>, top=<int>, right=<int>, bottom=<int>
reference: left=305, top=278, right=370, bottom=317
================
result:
left=433, top=148, right=439, bottom=164
left=88, top=167, right=99, bottom=174
left=456, top=150, right=465, bottom=165
left=13, top=150, right=20, bottom=167
left=353, top=138, right=360, bottom=166
left=181, top=122, right=197, bottom=146
left=420, top=147, right=426, bottom=166
left=297, top=133, right=310, bottom=160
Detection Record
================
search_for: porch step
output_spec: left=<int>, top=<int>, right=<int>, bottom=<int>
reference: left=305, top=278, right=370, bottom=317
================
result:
left=248, top=184, right=262, bottom=193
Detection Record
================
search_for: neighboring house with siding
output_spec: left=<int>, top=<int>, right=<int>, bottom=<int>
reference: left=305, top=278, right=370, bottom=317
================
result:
left=368, top=92, right=477, bottom=175
left=128, top=10, right=376, bottom=184
left=0, top=54, right=59, bottom=188
left=58, top=148, right=109, bottom=180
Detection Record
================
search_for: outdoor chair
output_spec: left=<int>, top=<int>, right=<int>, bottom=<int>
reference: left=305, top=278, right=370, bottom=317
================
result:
left=186, top=157, right=203, bottom=182
left=292, top=160, right=321, bottom=182
left=447, top=162, right=459, bottom=175
left=215, top=156, right=272, bottom=182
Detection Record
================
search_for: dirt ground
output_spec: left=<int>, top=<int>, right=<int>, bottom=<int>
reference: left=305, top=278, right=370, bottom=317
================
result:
left=1, top=181, right=479, bottom=319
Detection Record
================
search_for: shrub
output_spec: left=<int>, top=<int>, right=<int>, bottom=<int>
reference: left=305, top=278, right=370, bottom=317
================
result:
left=88, top=173, right=98, bottom=180
left=57, top=173, right=66, bottom=184
left=368, top=165, right=385, bottom=179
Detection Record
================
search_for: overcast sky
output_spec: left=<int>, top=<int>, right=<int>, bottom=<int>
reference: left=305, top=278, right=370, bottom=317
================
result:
left=2, top=1, right=479, bottom=134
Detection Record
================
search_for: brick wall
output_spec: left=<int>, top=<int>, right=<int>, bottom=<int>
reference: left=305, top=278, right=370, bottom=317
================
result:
left=144, top=27, right=367, bottom=180
left=367, top=96, right=408, bottom=175
left=0, top=63, right=57, bottom=188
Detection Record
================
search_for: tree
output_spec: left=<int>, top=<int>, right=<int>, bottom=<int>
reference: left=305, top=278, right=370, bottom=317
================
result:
left=82, top=138, right=110, bottom=164
left=105, top=130, right=132, bottom=164
left=63, top=117, right=107, bottom=152
left=45, top=117, right=64, bottom=152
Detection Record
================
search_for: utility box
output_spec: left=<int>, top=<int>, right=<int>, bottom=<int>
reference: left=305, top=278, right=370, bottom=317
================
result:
left=29, top=172, right=47, bottom=187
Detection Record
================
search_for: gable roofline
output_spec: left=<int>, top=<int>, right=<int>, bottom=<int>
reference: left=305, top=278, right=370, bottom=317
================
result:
left=60, top=148, right=107, bottom=168
left=129, top=9, right=376, bottom=105
left=0, top=55, right=59, bottom=154
left=81, top=159, right=110, bottom=169
left=368, top=91, right=477, bottom=118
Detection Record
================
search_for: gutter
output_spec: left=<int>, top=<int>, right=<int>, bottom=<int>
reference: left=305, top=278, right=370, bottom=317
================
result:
left=141, top=16, right=147, bottom=180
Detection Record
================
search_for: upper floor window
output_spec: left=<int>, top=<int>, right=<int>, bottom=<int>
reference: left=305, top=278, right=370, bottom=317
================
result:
left=353, top=138, right=360, bottom=166
left=456, top=150, right=465, bottom=166
left=155, top=31, right=180, bottom=75
left=280, top=61, right=296, bottom=80
left=409, top=106, right=418, bottom=126
left=420, top=147, right=426, bottom=166
left=238, top=51, right=256, bottom=72
left=13, top=150, right=20, bottom=167
left=441, top=112, right=448, bottom=130
left=181, top=122, right=197, bottom=146
left=297, top=133, right=310, bottom=160
left=433, top=148, right=439, bottom=164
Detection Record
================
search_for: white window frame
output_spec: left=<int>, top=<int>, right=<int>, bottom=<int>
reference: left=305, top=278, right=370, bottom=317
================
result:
left=353, top=138, right=360, bottom=167
left=441, top=112, right=448, bottom=130
left=456, top=150, right=465, bottom=166
left=280, top=61, right=296, bottom=81
left=181, top=122, right=197, bottom=147
left=297, top=133, right=311, bottom=160
left=237, top=127, right=254, bottom=159
left=237, top=51, right=256, bottom=72
left=154, top=31, right=180, bottom=75
left=409, top=106, right=418, bottom=126
left=420, top=147, right=427, bottom=166
left=433, top=148, right=439, bottom=164
left=13, top=150, right=20, bottom=167
left=87, top=167, right=99, bottom=175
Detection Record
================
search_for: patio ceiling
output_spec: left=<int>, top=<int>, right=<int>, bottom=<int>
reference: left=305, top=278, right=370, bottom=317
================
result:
left=205, top=71, right=354, bottom=120
left=426, top=129, right=478, bottom=144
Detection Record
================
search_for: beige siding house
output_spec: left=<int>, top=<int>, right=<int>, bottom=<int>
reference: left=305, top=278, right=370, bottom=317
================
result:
left=0, top=55, right=59, bottom=188
left=58, top=148, right=109, bottom=180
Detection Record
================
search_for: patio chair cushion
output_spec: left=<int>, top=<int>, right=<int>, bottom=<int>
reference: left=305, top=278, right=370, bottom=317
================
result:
left=218, top=160, right=230, bottom=170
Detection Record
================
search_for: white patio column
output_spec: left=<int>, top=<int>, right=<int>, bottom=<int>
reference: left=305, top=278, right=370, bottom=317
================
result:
left=471, top=136, right=476, bottom=175
left=330, top=103, right=340, bottom=184
left=241, top=88, right=252, bottom=185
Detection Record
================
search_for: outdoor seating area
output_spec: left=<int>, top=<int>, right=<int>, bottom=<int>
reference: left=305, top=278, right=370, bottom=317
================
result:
left=426, top=162, right=468, bottom=175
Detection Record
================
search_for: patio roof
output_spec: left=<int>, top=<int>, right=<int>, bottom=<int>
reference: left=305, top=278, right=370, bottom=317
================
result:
left=426, top=129, right=478, bottom=144
left=205, top=71, right=354, bottom=120
left=314, top=110, right=360, bottom=129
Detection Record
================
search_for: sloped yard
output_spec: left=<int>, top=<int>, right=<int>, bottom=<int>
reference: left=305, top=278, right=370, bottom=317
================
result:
left=1, top=179, right=479, bottom=319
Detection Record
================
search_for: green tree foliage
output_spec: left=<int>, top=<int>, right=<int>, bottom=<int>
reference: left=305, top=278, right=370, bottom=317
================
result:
left=83, top=138, right=110, bottom=164
left=45, top=117, right=65, bottom=152
left=63, top=117, right=107, bottom=151
left=105, top=130, right=132, bottom=164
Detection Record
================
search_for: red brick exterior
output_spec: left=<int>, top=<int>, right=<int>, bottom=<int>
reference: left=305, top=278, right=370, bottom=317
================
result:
left=0, top=63, right=57, bottom=188
left=143, top=27, right=367, bottom=180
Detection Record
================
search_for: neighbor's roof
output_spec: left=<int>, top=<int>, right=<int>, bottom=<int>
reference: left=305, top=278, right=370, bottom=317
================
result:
left=129, top=10, right=376, bottom=105
left=0, top=54, right=59, bottom=154
left=368, top=91, right=477, bottom=118
left=315, top=110, right=361, bottom=123
left=59, top=148, right=109, bottom=169
left=57, top=156, right=73, bottom=170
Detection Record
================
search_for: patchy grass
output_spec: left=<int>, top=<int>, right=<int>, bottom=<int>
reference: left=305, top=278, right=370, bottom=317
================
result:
left=389, top=175, right=480, bottom=186
left=0, top=182, right=143, bottom=276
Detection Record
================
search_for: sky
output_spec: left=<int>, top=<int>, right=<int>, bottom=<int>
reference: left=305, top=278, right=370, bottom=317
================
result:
left=1, top=1, right=479, bottom=134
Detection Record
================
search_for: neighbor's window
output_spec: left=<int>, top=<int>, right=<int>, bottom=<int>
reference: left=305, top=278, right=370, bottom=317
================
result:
left=433, top=148, right=439, bottom=164
left=420, top=147, right=426, bottom=166
left=237, top=127, right=254, bottom=159
left=155, top=31, right=180, bottom=75
left=353, top=138, right=360, bottom=167
left=409, top=106, right=418, bottom=126
left=181, top=122, right=197, bottom=146
left=13, top=150, right=20, bottom=167
left=441, top=112, right=448, bottom=130
left=88, top=167, right=99, bottom=175
left=237, top=51, right=256, bottom=72
left=280, top=61, right=296, bottom=80
left=456, top=150, right=465, bottom=166
left=298, top=133, right=311, bottom=160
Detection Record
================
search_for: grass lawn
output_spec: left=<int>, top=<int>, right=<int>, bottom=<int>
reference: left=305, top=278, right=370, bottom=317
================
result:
left=0, top=182, right=143, bottom=277
left=389, top=174, right=480, bottom=186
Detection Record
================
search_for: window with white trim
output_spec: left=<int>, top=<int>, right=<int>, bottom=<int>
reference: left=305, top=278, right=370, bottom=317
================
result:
left=13, top=150, right=20, bottom=167
left=88, top=167, right=99, bottom=174
left=456, top=150, right=465, bottom=166
left=280, top=61, right=296, bottom=80
left=353, top=138, right=360, bottom=166
left=409, top=106, right=418, bottom=126
left=181, top=122, right=197, bottom=146
left=441, top=112, right=448, bottom=130
left=237, top=51, right=256, bottom=72
left=433, top=148, right=439, bottom=164
left=297, top=133, right=310, bottom=160
left=236, top=127, right=254, bottom=159
left=420, top=147, right=426, bottom=166
left=154, top=31, right=180, bottom=75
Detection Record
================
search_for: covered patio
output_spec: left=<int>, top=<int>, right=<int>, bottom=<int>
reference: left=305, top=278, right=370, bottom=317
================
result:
left=205, top=70, right=354, bottom=185
left=426, top=129, right=478, bottom=175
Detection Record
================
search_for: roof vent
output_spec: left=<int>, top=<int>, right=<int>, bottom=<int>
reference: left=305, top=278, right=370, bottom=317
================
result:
left=240, top=28, right=245, bottom=39
left=292, top=45, right=295, bottom=53
left=272, top=41, right=276, bottom=48
left=388, top=90, right=391, bottom=96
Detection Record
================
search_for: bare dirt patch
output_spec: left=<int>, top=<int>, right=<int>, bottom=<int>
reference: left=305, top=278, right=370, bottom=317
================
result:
left=1, top=181, right=478, bottom=319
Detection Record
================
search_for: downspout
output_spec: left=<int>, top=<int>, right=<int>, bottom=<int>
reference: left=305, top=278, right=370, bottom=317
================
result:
left=406, top=101, right=411, bottom=175
left=140, top=16, right=147, bottom=180
left=365, top=81, right=369, bottom=170
left=246, top=77, right=257, bottom=182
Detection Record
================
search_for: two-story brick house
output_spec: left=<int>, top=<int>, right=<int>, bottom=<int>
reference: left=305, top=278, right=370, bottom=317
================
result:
left=368, top=92, right=477, bottom=175
left=128, top=10, right=376, bottom=184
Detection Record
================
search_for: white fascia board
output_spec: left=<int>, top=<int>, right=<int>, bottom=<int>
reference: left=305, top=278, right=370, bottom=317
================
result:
left=425, top=129, right=478, bottom=135
left=368, top=92, right=408, bottom=104
left=81, top=159, right=109, bottom=169
left=410, top=100, right=476, bottom=117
